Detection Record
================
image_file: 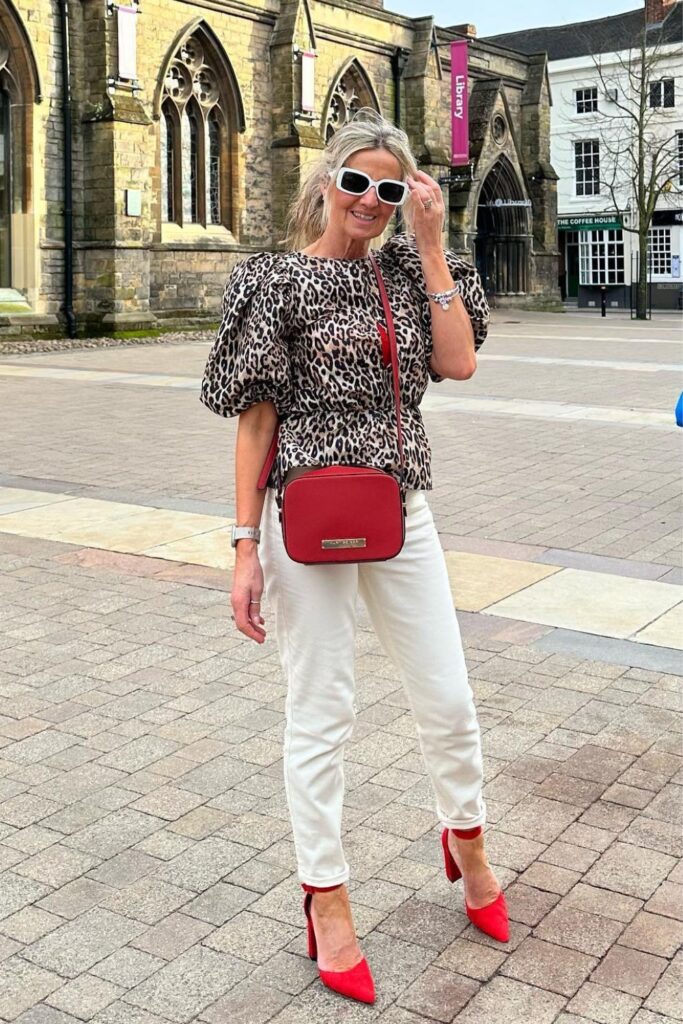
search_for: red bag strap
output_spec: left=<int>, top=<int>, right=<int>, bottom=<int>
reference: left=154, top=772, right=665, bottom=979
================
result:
left=369, top=252, right=404, bottom=474
left=257, top=251, right=404, bottom=490
left=257, top=428, right=279, bottom=490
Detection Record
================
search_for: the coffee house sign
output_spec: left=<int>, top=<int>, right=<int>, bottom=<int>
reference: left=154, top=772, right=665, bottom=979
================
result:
left=558, top=214, right=623, bottom=231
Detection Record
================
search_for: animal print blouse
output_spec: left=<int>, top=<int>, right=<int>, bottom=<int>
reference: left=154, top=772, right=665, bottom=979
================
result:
left=200, top=232, right=489, bottom=491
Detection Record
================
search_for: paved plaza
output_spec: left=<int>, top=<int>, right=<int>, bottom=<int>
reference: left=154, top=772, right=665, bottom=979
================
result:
left=0, top=309, right=681, bottom=1023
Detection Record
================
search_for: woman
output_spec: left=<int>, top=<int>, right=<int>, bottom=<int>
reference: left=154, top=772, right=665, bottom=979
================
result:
left=201, top=110, right=507, bottom=1005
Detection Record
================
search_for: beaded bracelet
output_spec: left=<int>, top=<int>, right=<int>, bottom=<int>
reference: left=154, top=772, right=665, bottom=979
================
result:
left=426, top=283, right=462, bottom=311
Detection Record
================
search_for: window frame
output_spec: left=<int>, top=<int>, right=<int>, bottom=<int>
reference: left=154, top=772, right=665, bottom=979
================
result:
left=579, top=228, right=625, bottom=285
left=207, top=107, right=227, bottom=227
left=575, top=86, right=598, bottom=114
left=574, top=139, right=601, bottom=197
left=647, top=226, right=672, bottom=278
left=649, top=78, right=675, bottom=108
left=160, top=99, right=182, bottom=226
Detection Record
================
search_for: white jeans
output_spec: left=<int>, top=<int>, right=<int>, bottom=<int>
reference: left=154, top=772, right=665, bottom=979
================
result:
left=260, top=487, right=486, bottom=887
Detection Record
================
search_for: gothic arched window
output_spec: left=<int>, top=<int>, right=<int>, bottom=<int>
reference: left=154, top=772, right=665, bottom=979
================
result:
left=325, top=62, right=379, bottom=141
left=160, top=31, right=233, bottom=228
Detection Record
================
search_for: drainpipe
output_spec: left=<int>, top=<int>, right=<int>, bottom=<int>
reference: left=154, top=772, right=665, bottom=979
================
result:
left=391, top=47, right=410, bottom=127
left=391, top=47, right=410, bottom=231
left=58, top=0, right=76, bottom=337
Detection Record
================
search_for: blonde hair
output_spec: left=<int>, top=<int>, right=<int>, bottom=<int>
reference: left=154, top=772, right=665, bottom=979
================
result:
left=284, top=108, right=419, bottom=251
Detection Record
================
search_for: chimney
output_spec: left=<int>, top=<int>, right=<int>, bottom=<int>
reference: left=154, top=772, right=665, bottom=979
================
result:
left=448, top=24, right=477, bottom=37
left=645, top=0, right=675, bottom=23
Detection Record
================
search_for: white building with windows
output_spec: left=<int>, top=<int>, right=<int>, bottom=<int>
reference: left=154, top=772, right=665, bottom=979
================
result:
left=485, top=0, right=683, bottom=310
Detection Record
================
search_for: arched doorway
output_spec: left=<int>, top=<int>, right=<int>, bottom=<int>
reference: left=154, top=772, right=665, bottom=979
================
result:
left=475, top=158, right=531, bottom=297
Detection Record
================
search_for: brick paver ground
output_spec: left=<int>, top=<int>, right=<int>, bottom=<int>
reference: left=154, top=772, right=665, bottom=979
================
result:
left=0, top=309, right=681, bottom=1023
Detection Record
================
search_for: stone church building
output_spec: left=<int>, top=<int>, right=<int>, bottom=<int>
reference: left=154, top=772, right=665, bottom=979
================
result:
left=1, top=0, right=559, bottom=337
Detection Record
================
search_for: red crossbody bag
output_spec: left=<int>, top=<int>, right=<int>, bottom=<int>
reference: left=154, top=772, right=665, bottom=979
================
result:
left=256, top=253, right=406, bottom=565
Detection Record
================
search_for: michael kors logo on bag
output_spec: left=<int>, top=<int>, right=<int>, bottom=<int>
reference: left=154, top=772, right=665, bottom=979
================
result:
left=321, top=538, right=367, bottom=549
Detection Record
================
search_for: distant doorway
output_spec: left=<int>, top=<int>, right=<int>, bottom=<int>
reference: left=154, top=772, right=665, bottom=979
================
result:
left=564, top=230, right=579, bottom=299
left=475, top=158, right=530, bottom=297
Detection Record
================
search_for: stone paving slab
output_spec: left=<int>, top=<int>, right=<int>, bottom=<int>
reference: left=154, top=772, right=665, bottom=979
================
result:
left=635, top=605, right=683, bottom=651
left=444, top=552, right=561, bottom=612
left=485, top=569, right=682, bottom=642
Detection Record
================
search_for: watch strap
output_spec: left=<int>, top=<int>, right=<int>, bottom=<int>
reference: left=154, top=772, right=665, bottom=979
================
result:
left=231, top=525, right=261, bottom=547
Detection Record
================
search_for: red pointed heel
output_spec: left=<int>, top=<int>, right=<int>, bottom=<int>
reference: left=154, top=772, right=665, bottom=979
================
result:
left=302, top=883, right=376, bottom=1004
left=441, top=826, right=509, bottom=943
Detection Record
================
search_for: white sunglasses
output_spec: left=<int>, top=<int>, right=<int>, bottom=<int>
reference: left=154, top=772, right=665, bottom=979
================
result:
left=331, top=167, right=409, bottom=207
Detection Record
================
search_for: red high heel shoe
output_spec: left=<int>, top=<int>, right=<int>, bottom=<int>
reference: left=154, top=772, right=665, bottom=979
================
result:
left=302, top=883, right=376, bottom=1004
left=441, top=826, right=509, bottom=943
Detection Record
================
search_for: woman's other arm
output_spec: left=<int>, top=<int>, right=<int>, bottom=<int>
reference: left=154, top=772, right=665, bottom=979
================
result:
left=231, top=400, right=278, bottom=644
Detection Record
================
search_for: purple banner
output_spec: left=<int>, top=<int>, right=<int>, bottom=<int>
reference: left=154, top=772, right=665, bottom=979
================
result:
left=450, top=40, right=469, bottom=167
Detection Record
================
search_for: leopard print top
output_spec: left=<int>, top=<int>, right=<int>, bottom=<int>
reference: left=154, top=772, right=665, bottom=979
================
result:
left=200, top=232, right=489, bottom=490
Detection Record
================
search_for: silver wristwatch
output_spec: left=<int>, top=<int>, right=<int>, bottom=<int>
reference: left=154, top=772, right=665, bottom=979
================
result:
left=230, top=525, right=261, bottom=547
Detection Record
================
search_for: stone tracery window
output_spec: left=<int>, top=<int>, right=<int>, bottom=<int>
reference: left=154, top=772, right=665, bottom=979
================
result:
left=325, top=63, right=378, bottom=141
left=160, top=33, right=230, bottom=227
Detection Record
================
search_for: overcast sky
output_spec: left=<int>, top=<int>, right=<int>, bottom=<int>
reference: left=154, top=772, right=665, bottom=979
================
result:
left=385, top=0, right=639, bottom=36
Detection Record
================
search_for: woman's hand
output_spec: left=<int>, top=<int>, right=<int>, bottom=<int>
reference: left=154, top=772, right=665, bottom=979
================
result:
left=406, top=170, right=445, bottom=256
left=231, top=544, right=266, bottom=644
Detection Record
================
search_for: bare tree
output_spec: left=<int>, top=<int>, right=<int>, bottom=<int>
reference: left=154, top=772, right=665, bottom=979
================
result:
left=583, top=14, right=681, bottom=317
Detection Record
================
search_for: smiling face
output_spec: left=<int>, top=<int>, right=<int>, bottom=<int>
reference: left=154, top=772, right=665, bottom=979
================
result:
left=324, top=147, right=404, bottom=244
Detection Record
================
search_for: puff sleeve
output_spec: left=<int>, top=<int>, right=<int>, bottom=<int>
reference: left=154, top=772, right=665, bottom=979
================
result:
left=381, top=233, right=490, bottom=379
left=200, top=252, right=292, bottom=418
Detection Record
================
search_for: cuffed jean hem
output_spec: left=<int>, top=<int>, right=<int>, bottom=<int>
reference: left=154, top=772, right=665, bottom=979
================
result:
left=298, top=870, right=351, bottom=888
left=439, top=810, right=487, bottom=831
